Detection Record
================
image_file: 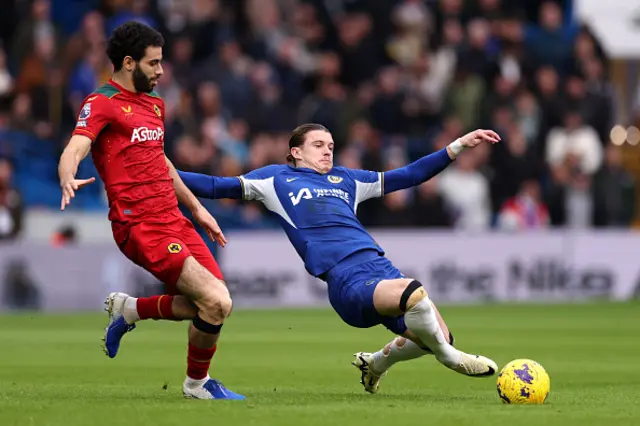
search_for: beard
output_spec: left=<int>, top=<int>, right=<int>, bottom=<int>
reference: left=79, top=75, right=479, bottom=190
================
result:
left=132, top=65, right=154, bottom=93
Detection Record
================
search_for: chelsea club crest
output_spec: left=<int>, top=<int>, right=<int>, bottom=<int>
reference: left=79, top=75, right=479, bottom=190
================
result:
left=327, top=175, right=343, bottom=184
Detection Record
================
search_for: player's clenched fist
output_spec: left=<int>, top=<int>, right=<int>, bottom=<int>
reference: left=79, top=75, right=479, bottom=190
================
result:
left=193, top=206, right=228, bottom=247
left=60, top=177, right=96, bottom=210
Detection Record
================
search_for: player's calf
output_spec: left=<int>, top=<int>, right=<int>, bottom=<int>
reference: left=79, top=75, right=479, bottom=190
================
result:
left=182, top=295, right=242, bottom=400
left=399, top=282, right=456, bottom=363
left=109, top=293, right=197, bottom=324
left=176, top=256, right=240, bottom=399
left=137, top=295, right=197, bottom=321
left=372, top=336, right=430, bottom=371
left=184, top=291, right=232, bottom=381
left=399, top=281, right=497, bottom=377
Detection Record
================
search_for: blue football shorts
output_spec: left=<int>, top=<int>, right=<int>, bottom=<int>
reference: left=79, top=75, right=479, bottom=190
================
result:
left=323, top=251, right=408, bottom=335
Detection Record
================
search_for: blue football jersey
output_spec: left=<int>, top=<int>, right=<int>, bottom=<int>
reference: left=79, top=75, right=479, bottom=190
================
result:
left=178, top=147, right=453, bottom=277
left=239, top=164, right=384, bottom=277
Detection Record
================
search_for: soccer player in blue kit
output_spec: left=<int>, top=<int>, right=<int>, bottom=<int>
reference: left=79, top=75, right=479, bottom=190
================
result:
left=178, top=123, right=501, bottom=394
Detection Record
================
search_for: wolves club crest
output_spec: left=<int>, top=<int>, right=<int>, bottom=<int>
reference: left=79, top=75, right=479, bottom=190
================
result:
left=167, top=243, right=182, bottom=253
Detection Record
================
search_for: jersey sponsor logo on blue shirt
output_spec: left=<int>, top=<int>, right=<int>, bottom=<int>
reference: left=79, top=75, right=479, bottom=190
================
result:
left=288, top=187, right=350, bottom=206
left=289, top=188, right=313, bottom=206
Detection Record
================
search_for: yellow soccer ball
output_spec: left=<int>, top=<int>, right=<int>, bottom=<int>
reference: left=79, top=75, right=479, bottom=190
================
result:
left=496, top=359, right=550, bottom=404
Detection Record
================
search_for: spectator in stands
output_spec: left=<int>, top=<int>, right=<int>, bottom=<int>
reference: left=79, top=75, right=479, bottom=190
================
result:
left=0, top=47, right=13, bottom=97
left=368, top=66, right=405, bottom=136
left=67, top=48, right=111, bottom=113
left=420, top=18, right=462, bottom=115
left=10, top=93, right=33, bottom=134
left=105, top=0, right=158, bottom=35
left=244, top=62, right=296, bottom=134
left=582, top=56, right=615, bottom=143
left=15, top=0, right=60, bottom=95
left=373, top=189, right=413, bottom=228
left=413, top=176, right=454, bottom=228
left=514, top=90, right=541, bottom=147
left=438, top=150, right=491, bottom=230
left=490, top=125, right=542, bottom=213
left=519, top=1, right=577, bottom=74
left=458, top=18, right=496, bottom=83
left=480, top=73, right=517, bottom=129
left=1, top=0, right=635, bottom=231
left=0, top=157, right=22, bottom=240
left=11, top=0, right=60, bottom=72
left=172, top=134, right=215, bottom=174
left=534, top=66, right=563, bottom=153
left=336, top=12, right=382, bottom=89
left=592, top=144, right=636, bottom=228
left=217, top=119, right=250, bottom=168
left=372, top=155, right=413, bottom=227
left=443, top=56, right=485, bottom=132
left=562, top=71, right=610, bottom=144
left=546, top=109, right=602, bottom=176
left=497, top=179, right=550, bottom=231
left=196, top=38, right=254, bottom=119
left=545, top=154, right=594, bottom=228
left=385, top=0, right=431, bottom=68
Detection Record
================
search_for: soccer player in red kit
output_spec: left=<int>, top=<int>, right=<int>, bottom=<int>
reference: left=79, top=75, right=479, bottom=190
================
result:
left=57, top=22, right=244, bottom=400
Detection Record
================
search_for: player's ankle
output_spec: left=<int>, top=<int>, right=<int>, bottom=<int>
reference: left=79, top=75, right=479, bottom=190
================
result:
left=436, top=349, right=462, bottom=369
left=369, top=353, right=387, bottom=375
left=123, top=297, right=140, bottom=323
left=185, top=375, right=209, bottom=387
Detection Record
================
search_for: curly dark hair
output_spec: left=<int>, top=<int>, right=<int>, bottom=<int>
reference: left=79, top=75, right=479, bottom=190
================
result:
left=106, top=21, right=164, bottom=71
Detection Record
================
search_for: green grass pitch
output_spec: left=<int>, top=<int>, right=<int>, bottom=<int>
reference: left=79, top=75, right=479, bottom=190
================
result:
left=1, top=303, right=639, bottom=426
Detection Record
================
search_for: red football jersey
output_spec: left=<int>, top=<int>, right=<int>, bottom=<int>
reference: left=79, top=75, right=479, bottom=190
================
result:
left=72, top=79, right=178, bottom=224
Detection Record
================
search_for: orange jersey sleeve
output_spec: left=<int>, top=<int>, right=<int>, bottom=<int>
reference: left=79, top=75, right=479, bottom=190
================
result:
left=72, top=94, right=115, bottom=142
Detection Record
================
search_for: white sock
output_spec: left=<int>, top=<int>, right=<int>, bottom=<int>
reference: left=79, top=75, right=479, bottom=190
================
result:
left=185, top=375, right=209, bottom=388
left=123, top=297, right=140, bottom=323
left=404, top=297, right=461, bottom=368
left=371, top=337, right=430, bottom=374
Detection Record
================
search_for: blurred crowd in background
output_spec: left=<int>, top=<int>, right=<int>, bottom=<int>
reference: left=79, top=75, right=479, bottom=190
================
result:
left=0, top=0, right=638, bottom=240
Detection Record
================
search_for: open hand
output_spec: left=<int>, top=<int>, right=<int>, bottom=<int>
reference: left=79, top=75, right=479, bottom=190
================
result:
left=460, top=129, right=501, bottom=148
left=60, top=177, right=96, bottom=210
left=193, top=206, right=227, bottom=247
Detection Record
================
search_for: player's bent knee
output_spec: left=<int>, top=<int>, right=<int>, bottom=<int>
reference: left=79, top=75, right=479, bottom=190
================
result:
left=199, top=292, right=233, bottom=323
left=218, top=294, right=233, bottom=318
left=400, top=280, right=428, bottom=312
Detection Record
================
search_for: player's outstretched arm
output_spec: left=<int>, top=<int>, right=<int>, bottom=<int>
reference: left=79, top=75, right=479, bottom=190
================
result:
left=166, top=157, right=229, bottom=246
left=384, top=129, right=500, bottom=194
left=166, top=156, right=207, bottom=210
left=177, top=171, right=243, bottom=200
left=58, top=135, right=95, bottom=210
